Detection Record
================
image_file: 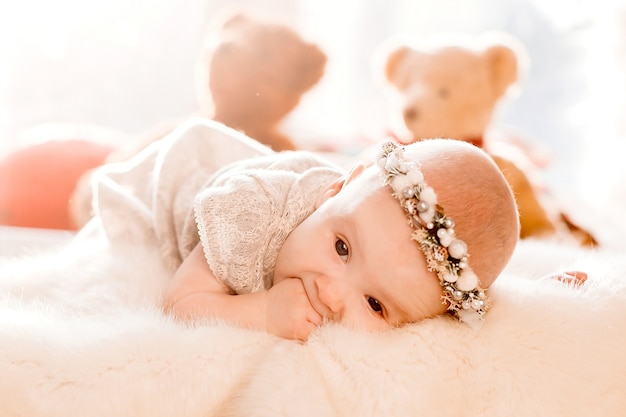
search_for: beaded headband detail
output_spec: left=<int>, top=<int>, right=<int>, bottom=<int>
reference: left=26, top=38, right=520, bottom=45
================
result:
left=377, top=141, right=488, bottom=326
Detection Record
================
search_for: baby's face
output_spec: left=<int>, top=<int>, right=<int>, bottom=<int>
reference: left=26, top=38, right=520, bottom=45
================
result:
left=274, top=167, right=447, bottom=331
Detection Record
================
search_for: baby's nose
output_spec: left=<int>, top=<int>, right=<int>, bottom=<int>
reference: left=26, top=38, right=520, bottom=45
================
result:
left=315, top=275, right=345, bottom=321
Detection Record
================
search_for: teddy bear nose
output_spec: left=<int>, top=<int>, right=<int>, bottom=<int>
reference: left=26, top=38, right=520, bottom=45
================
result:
left=403, top=107, right=419, bottom=122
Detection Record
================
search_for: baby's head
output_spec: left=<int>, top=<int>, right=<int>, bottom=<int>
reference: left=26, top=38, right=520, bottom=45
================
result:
left=380, top=139, right=520, bottom=325
left=274, top=138, right=519, bottom=330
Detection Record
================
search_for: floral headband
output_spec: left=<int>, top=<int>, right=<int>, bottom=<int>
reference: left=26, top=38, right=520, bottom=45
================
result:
left=377, top=141, right=488, bottom=327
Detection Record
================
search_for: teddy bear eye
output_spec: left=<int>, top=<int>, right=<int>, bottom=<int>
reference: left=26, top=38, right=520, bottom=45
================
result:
left=438, top=88, right=449, bottom=99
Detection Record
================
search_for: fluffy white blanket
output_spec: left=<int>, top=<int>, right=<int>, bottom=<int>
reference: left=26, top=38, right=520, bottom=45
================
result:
left=0, top=235, right=625, bottom=417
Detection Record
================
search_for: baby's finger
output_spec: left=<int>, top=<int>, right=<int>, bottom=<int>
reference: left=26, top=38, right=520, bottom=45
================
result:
left=565, top=271, right=588, bottom=284
left=299, top=320, right=320, bottom=342
left=307, top=309, right=323, bottom=327
left=553, top=271, right=588, bottom=286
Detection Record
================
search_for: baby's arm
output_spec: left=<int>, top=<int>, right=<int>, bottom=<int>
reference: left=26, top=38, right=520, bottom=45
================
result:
left=163, top=244, right=322, bottom=340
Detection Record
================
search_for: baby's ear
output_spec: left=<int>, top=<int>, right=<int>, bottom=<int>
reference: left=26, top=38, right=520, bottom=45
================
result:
left=344, top=163, right=366, bottom=185
left=315, top=163, right=366, bottom=208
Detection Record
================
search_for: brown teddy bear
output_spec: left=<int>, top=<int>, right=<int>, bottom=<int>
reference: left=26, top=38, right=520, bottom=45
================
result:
left=194, top=11, right=327, bottom=151
left=377, top=32, right=597, bottom=246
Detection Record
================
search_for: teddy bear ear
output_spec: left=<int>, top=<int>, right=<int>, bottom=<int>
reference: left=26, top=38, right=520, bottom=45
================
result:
left=295, top=43, right=327, bottom=89
left=383, top=45, right=412, bottom=88
left=204, top=7, right=249, bottom=33
left=222, top=12, right=248, bottom=28
left=484, top=44, right=519, bottom=97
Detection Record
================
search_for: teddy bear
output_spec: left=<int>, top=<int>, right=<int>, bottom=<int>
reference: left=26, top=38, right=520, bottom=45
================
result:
left=377, top=32, right=597, bottom=246
left=194, top=11, right=327, bottom=151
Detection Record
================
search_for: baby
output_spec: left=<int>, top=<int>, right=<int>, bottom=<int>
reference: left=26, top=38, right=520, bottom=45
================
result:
left=155, top=121, right=520, bottom=340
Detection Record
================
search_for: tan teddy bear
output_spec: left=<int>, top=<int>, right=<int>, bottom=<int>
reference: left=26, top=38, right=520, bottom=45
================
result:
left=194, top=11, right=327, bottom=151
left=377, top=33, right=597, bottom=246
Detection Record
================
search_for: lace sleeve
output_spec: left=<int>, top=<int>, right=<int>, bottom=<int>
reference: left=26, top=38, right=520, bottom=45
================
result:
left=193, top=152, right=343, bottom=294
left=194, top=169, right=297, bottom=294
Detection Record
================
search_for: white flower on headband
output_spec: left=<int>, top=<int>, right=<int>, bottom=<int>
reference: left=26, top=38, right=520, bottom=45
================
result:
left=417, top=186, right=437, bottom=226
left=456, top=269, right=478, bottom=292
left=378, top=141, right=489, bottom=327
left=447, top=239, right=467, bottom=259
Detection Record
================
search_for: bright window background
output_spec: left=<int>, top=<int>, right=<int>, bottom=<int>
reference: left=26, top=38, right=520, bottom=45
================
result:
left=1, top=0, right=625, bottom=209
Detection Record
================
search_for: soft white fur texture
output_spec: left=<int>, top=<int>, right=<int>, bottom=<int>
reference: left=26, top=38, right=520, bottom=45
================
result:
left=0, top=236, right=625, bottom=417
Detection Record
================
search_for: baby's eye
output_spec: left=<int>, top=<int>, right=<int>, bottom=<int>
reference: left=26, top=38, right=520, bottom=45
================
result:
left=367, top=296, right=383, bottom=315
left=335, top=238, right=349, bottom=262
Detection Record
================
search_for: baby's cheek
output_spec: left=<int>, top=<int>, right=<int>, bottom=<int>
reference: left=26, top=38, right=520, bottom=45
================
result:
left=423, top=295, right=449, bottom=319
left=403, top=290, right=449, bottom=325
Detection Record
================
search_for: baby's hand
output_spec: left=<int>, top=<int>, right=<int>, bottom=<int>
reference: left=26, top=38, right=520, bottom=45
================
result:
left=548, top=270, right=588, bottom=287
left=266, top=278, right=322, bottom=341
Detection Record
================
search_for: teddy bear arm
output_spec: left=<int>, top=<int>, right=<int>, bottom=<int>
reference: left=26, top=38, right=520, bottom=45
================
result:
left=242, top=128, right=297, bottom=151
left=492, top=155, right=557, bottom=239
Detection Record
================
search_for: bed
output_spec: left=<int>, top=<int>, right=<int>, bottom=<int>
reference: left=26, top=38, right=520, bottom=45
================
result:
left=0, top=220, right=625, bottom=416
